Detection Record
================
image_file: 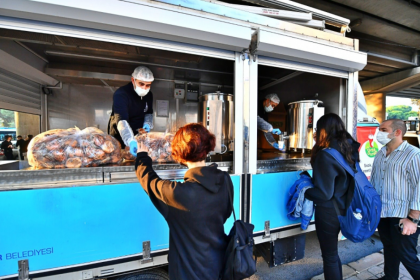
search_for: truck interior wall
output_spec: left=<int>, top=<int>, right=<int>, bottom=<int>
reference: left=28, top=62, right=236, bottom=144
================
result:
left=149, top=79, right=201, bottom=133
left=48, top=84, right=113, bottom=131
left=259, top=71, right=342, bottom=116
left=47, top=72, right=233, bottom=134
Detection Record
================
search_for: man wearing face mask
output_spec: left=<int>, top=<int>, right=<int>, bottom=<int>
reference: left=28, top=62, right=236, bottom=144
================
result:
left=258, top=93, right=282, bottom=149
left=108, top=66, right=154, bottom=155
left=370, top=119, right=420, bottom=280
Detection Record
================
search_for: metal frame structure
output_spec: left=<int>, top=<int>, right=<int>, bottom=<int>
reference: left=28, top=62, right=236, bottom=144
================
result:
left=0, top=1, right=368, bottom=279
left=0, top=0, right=365, bottom=71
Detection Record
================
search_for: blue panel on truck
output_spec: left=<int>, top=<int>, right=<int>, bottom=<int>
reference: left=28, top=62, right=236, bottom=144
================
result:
left=0, top=175, right=240, bottom=277
left=251, top=171, right=312, bottom=233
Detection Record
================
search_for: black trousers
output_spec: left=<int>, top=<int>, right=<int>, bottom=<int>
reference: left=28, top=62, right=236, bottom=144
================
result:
left=5, top=151, right=13, bottom=160
left=315, top=206, right=343, bottom=280
left=377, top=218, right=420, bottom=280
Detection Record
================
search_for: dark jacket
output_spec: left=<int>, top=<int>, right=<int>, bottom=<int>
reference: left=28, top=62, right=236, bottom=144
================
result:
left=1, top=140, right=13, bottom=159
left=108, top=83, right=153, bottom=147
left=16, top=139, right=28, bottom=153
left=305, top=139, right=360, bottom=214
left=135, top=152, right=233, bottom=280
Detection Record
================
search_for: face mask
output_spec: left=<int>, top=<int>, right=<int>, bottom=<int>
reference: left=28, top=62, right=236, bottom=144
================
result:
left=376, top=131, right=394, bottom=145
left=134, top=85, right=150, bottom=97
left=264, top=105, right=274, bottom=113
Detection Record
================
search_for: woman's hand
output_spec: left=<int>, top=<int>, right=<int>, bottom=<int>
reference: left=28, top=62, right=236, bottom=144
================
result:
left=137, top=141, right=148, bottom=153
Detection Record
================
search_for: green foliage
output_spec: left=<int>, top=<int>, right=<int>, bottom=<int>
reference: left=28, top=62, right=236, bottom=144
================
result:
left=386, top=105, right=418, bottom=120
left=0, top=109, right=15, bottom=127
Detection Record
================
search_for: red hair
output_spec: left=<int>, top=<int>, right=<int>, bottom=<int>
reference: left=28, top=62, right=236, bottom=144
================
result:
left=171, top=123, right=215, bottom=163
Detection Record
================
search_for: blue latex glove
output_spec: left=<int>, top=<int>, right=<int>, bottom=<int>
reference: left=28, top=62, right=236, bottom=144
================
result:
left=272, top=128, right=281, bottom=135
left=273, top=143, right=280, bottom=150
left=129, top=140, right=138, bottom=156
left=143, top=123, right=151, bottom=133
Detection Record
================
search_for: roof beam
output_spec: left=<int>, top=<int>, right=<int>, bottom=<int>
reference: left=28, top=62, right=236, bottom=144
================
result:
left=361, top=66, right=420, bottom=94
left=286, top=0, right=420, bottom=48
left=329, top=0, right=420, bottom=33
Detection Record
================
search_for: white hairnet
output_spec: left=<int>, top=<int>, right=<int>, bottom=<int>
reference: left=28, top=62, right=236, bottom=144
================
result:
left=132, top=66, right=154, bottom=82
left=265, top=93, right=280, bottom=104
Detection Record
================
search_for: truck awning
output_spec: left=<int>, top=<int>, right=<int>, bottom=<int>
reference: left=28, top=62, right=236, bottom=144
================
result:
left=0, top=0, right=367, bottom=72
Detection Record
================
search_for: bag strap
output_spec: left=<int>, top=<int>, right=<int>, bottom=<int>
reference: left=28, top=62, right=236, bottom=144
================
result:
left=224, top=172, right=237, bottom=222
left=323, top=148, right=356, bottom=216
left=323, top=148, right=356, bottom=177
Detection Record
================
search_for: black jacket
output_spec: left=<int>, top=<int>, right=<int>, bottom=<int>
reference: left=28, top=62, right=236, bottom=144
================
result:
left=305, top=139, right=360, bottom=213
left=135, top=152, right=233, bottom=280
left=16, top=139, right=28, bottom=153
left=1, top=140, right=13, bottom=154
left=108, top=83, right=153, bottom=147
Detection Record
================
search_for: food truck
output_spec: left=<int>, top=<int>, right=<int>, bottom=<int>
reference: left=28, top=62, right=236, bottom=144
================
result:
left=0, top=0, right=367, bottom=279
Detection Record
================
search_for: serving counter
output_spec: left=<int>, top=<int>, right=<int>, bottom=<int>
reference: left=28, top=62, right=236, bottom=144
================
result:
left=257, top=153, right=311, bottom=173
left=0, top=153, right=313, bottom=189
left=0, top=161, right=234, bottom=189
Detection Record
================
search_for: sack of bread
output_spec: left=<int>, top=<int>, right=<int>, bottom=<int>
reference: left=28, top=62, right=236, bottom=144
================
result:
left=135, top=132, right=174, bottom=163
left=27, top=127, right=122, bottom=169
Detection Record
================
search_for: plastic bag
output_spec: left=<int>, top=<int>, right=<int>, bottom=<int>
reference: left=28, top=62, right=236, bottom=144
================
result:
left=27, top=127, right=122, bottom=169
left=135, top=132, right=174, bottom=163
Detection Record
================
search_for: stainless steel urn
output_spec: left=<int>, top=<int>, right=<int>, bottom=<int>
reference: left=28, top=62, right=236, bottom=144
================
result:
left=199, top=92, right=234, bottom=154
left=288, top=100, right=324, bottom=152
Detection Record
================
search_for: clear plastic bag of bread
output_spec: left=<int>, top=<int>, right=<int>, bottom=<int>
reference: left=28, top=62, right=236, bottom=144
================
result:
left=135, top=130, right=174, bottom=163
left=27, top=127, right=122, bottom=169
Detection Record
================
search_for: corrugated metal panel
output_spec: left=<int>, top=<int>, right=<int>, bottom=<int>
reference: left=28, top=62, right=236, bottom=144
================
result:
left=0, top=68, right=41, bottom=114
left=258, top=56, right=349, bottom=78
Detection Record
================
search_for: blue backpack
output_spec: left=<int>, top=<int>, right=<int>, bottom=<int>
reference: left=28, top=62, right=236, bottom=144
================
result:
left=324, top=148, right=382, bottom=243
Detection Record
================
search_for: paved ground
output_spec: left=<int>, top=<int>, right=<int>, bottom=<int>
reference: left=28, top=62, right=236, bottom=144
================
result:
left=312, top=234, right=420, bottom=280
left=247, top=231, right=384, bottom=280
left=312, top=252, right=416, bottom=280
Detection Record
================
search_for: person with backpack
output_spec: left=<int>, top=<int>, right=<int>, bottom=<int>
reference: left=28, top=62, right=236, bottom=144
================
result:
left=370, top=119, right=420, bottom=280
left=304, top=113, right=361, bottom=280
left=134, top=123, right=233, bottom=280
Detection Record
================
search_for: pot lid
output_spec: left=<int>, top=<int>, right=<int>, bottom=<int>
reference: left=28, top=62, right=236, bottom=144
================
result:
left=203, top=91, right=233, bottom=96
left=288, top=100, right=323, bottom=105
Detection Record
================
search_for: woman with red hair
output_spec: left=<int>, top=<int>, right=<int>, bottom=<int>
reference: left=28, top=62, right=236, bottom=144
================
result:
left=135, top=123, right=233, bottom=280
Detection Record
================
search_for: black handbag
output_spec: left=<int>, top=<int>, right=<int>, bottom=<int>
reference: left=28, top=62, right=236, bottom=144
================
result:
left=221, top=173, right=256, bottom=280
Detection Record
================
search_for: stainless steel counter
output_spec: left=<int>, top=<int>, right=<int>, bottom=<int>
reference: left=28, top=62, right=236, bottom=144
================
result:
left=0, top=161, right=233, bottom=189
left=0, top=153, right=310, bottom=189
left=257, top=152, right=312, bottom=174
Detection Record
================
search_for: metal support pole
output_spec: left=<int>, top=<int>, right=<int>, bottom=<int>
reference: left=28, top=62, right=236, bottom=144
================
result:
left=347, top=72, right=358, bottom=138
left=40, top=89, right=48, bottom=132
left=248, top=56, right=258, bottom=175
left=234, top=52, right=244, bottom=175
